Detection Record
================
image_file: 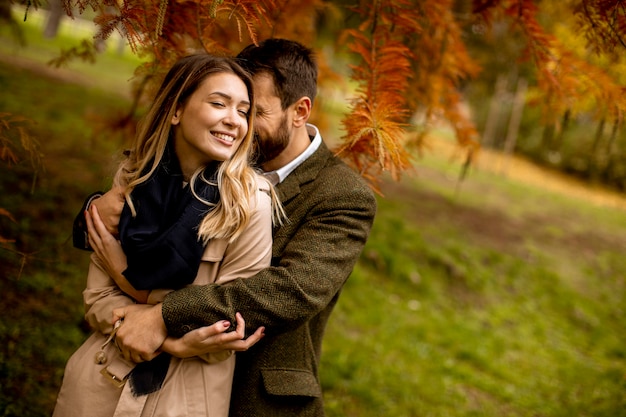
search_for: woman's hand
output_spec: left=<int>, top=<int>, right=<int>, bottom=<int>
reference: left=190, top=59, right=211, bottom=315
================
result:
left=161, top=313, right=265, bottom=358
left=86, top=205, right=148, bottom=303
left=91, top=186, right=125, bottom=237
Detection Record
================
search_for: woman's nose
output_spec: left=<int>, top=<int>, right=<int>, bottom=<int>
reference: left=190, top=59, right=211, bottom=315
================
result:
left=223, top=107, right=242, bottom=127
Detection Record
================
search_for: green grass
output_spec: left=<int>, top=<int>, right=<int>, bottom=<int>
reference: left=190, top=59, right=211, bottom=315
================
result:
left=321, top=170, right=626, bottom=416
left=0, top=34, right=135, bottom=414
left=1, top=6, right=143, bottom=93
left=1, top=21, right=626, bottom=417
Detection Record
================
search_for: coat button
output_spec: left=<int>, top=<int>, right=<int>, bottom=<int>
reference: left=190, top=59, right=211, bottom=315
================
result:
left=94, top=350, right=107, bottom=364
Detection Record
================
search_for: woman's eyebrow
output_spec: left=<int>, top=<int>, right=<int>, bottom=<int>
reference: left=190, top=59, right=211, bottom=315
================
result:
left=209, top=91, right=250, bottom=106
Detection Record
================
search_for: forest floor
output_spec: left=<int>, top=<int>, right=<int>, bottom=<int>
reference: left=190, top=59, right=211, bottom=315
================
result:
left=429, top=137, right=626, bottom=211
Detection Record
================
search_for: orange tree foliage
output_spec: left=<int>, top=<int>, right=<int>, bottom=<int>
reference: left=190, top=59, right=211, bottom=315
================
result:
left=0, top=114, right=42, bottom=243
left=10, top=0, right=626, bottom=183
left=475, top=0, right=625, bottom=125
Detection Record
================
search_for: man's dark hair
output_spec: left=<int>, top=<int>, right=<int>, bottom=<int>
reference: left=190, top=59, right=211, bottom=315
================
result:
left=237, top=38, right=317, bottom=110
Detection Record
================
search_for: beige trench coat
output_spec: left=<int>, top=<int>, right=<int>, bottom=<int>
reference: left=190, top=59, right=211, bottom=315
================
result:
left=53, top=180, right=273, bottom=417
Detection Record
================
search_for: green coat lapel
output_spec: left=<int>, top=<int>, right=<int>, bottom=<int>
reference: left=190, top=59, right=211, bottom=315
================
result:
left=275, top=141, right=332, bottom=204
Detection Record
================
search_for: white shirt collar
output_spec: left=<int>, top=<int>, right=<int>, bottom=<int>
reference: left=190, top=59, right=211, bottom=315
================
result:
left=265, top=124, right=322, bottom=184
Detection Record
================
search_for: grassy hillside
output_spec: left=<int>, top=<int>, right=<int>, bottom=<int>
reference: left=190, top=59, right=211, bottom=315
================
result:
left=323, top=163, right=626, bottom=416
left=0, top=55, right=134, bottom=416
left=1, top=35, right=625, bottom=416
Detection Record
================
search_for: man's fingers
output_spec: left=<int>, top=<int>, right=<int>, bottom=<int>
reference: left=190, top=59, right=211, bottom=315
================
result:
left=112, top=312, right=124, bottom=324
left=131, top=352, right=144, bottom=363
left=112, top=307, right=126, bottom=323
left=111, top=304, right=167, bottom=361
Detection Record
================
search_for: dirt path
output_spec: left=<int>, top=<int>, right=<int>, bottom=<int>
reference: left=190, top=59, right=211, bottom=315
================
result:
left=429, top=137, right=626, bottom=211
left=0, top=53, right=94, bottom=89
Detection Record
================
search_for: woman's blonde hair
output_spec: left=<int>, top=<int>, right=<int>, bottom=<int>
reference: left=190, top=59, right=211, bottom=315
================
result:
left=114, top=54, right=276, bottom=244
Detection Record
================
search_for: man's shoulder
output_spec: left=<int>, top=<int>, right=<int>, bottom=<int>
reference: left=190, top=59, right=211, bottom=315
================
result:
left=311, top=141, right=363, bottom=177
left=323, top=152, right=371, bottom=186
left=310, top=157, right=376, bottom=207
left=295, top=139, right=375, bottom=199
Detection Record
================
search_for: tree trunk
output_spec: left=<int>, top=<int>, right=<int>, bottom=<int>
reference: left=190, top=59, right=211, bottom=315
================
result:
left=482, top=75, right=507, bottom=149
left=543, top=110, right=570, bottom=166
left=589, top=117, right=606, bottom=181
left=43, top=0, right=64, bottom=39
left=604, top=117, right=618, bottom=157
left=553, top=110, right=571, bottom=153
left=540, top=123, right=555, bottom=161
left=500, top=77, right=527, bottom=174
left=602, top=117, right=620, bottom=184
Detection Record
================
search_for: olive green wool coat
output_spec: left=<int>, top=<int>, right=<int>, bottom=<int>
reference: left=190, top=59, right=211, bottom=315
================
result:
left=162, top=140, right=377, bottom=416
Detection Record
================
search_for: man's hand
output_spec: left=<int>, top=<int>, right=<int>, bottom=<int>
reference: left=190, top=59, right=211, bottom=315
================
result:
left=161, top=313, right=265, bottom=358
left=113, top=304, right=167, bottom=363
left=92, top=186, right=125, bottom=237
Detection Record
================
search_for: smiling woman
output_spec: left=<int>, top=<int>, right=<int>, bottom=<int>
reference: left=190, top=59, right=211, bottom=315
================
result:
left=52, top=54, right=282, bottom=417
left=171, top=72, right=251, bottom=180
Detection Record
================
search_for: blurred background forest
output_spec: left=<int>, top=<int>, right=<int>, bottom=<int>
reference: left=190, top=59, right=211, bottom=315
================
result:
left=1, top=0, right=626, bottom=416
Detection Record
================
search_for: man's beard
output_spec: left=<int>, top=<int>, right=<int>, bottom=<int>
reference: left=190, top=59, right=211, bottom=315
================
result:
left=254, top=114, right=291, bottom=166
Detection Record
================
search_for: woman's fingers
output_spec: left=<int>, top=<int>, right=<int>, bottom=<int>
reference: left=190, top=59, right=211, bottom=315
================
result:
left=220, top=313, right=265, bottom=351
left=86, top=205, right=110, bottom=252
left=189, top=312, right=245, bottom=344
left=90, top=205, right=109, bottom=237
left=85, top=209, right=101, bottom=252
left=232, top=312, right=246, bottom=338
left=86, top=205, right=129, bottom=281
left=192, top=321, right=233, bottom=340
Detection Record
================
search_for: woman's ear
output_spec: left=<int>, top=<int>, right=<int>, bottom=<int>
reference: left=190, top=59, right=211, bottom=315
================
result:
left=292, top=97, right=311, bottom=128
left=171, top=108, right=182, bottom=125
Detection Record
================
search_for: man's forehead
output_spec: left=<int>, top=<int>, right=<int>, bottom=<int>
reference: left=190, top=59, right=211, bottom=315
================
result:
left=253, top=73, right=278, bottom=95
left=253, top=74, right=281, bottom=109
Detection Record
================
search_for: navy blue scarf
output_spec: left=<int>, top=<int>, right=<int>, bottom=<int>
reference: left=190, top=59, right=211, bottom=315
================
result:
left=119, top=150, right=219, bottom=290
left=118, top=146, right=220, bottom=396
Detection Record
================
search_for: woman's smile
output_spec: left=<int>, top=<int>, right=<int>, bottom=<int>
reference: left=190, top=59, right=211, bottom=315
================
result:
left=212, top=131, right=236, bottom=144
